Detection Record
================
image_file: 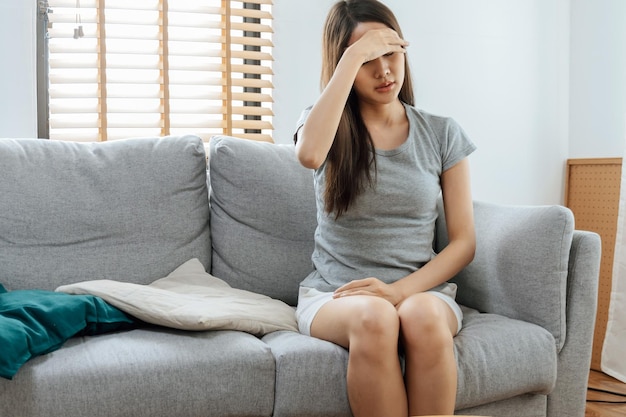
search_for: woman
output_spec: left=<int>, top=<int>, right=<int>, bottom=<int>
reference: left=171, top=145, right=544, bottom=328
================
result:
left=294, top=1, right=476, bottom=416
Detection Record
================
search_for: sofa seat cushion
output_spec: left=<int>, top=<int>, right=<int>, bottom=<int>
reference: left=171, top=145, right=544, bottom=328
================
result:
left=264, top=307, right=556, bottom=415
left=0, top=136, right=211, bottom=291
left=455, top=307, right=557, bottom=409
left=456, top=394, right=547, bottom=417
left=0, top=329, right=275, bottom=417
left=262, top=331, right=351, bottom=417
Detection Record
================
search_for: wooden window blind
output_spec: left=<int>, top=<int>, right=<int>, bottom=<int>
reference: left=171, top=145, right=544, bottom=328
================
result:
left=43, top=0, right=273, bottom=142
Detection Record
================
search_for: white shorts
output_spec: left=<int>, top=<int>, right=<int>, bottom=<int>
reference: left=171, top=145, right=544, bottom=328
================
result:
left=295, top=284, right=464, bottom=337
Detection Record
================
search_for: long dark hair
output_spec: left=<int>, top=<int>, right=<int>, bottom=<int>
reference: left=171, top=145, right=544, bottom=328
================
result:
left=321, top=0, right=414, bottom=218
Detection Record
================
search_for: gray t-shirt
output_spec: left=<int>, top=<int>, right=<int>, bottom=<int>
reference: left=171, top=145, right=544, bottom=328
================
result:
left=299, top=103, right=477, bottom=293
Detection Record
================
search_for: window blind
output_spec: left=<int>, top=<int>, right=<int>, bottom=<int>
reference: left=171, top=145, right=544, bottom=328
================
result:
left=44, top=0, right=273, bottom=142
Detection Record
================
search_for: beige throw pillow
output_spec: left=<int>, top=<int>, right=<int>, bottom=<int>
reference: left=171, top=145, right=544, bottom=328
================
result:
left=57, top=258, right=298, bottom=336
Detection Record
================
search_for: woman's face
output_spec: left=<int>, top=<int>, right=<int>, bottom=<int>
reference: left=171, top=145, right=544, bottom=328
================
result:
left=348, top=21, right=405, bottom=106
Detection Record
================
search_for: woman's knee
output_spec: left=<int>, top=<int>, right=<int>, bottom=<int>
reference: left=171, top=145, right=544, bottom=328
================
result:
left=351, top=297, right=400, bottom=338
left=349, top=297, right=399, bottom=351
left=397, top=294, right=454, bottom=350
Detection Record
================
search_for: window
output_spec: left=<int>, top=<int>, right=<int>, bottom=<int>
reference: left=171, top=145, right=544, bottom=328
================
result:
left=38, top=0, right=273, bottom=142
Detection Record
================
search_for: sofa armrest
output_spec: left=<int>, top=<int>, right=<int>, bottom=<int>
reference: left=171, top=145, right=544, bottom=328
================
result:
left=547, top=230, right=601, bottom=417
left=436, top=200, right=575, bottom=350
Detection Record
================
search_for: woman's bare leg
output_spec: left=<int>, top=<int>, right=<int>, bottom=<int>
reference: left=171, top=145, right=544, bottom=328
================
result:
left=310, top=295, right=408, bottom=417
left=397, top=293, right=459, bottom=416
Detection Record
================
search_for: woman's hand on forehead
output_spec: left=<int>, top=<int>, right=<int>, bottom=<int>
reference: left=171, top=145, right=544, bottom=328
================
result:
left=347, top=26, right=409, bottom=64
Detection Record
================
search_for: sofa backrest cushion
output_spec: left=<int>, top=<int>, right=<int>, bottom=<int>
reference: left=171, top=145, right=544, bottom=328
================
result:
left=0, top=136, right=211, bottom=291
left=435, top=200, right=574, bottom=350
left=208, top=136, right=316, bottom=306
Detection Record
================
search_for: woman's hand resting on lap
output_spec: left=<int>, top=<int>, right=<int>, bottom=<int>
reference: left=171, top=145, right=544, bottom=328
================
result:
left=333, top=277, right=404, bottom=306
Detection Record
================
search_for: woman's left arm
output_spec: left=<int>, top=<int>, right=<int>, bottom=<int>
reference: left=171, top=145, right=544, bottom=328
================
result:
left=389, top=157, right=475, bottom=303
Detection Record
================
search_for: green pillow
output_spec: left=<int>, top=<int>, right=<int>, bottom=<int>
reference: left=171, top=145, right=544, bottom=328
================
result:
left=0, top=284, right=138, bottom=379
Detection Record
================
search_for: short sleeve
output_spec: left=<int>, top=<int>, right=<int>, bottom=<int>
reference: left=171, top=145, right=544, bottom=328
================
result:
left=441, top=118, right=477, bottom=172
left=293, top=106, right=313, bottom=144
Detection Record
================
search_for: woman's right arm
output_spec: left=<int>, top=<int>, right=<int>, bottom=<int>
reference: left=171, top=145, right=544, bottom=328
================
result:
left=295, top=28, right=407, bottom=170
left=294, top=52, right=362, bottom=169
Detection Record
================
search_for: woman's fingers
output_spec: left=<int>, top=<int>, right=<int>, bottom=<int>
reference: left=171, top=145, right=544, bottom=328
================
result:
left=350, top=28, right=408, bottom=63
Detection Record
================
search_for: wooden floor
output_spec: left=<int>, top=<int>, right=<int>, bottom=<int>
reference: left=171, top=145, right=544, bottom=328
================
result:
left=586, top=370, right=626, bottom=417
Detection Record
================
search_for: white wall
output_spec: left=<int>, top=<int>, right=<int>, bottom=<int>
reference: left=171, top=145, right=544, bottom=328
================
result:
left=272, top=0, right=334, bottom=141
left=0, top=0, right=37, bottom=138
left=273, top=0, right=571, bottom=205
left=569, top=0, right=626, bottom=158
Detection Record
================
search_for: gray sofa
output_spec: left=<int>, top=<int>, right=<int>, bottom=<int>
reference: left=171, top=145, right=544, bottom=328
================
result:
left=0, top=134, right=600, bottom=417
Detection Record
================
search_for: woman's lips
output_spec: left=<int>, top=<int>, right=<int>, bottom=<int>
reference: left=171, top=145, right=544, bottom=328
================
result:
left=376, top=81, right=394, bottom=92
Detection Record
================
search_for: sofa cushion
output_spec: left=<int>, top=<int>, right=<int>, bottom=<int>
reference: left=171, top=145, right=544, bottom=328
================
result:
left=0, top=136, right=211, bottom=291
left=208, top=135, right=317, bottom=306
left=456, top=394, right=547, bottom=417
left=262, top=331, right=351, bottom=417
left=435, top=201, right=574, bottom=350
left=454, top=307, right=557, bottom=409
left=0, top=329, right=275, bottom=417
left=0, top=284, right=136, bottom=380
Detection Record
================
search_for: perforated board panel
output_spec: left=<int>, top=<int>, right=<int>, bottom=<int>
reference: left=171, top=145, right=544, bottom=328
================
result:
left=565, top=158, right=622, bottom=371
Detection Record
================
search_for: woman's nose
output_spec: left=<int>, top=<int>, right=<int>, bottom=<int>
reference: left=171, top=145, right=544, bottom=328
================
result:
left=374, top=57, right=390, bottom=78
